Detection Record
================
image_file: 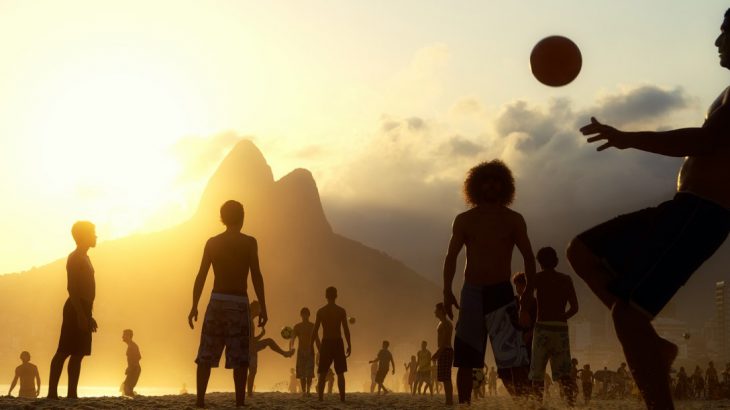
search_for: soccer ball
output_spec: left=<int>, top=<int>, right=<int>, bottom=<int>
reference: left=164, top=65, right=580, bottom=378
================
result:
left=280, top=326, right=293, bottom=339
left=348, top=317, right=356, bottom=325
left=472, top=368, right=485, bottom=389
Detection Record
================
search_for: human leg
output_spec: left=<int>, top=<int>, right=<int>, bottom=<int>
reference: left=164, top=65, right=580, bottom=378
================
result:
left=336, top=373, right=346, bottom=402
left=233, top=366, right=248, bottom=406
left=67, top=355, right=83, bottom=398
left=47, top=351, right=69, bottom=399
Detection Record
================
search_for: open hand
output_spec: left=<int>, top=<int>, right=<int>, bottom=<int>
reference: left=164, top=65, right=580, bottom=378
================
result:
left=90, top=317, right=98, bottom=333
left=188, top=307, right=198, bottom=329
left=443, top=290, right=460, bottom=320
left=580, top=117, right=630, bottom=151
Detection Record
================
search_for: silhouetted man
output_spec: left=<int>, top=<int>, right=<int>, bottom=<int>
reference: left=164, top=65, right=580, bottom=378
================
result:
left=188, top=200, right=268, bottom=408
left=290, top=307, right=315, bottom=396
left=8, top=351, right=40, bottom=398
left=369, top=340, right=395, bottom=394
left=433, top=303, right=454, bottom=405
left=442, top=160, right=536, bottom=403
left=415, top=340, right=433, bottom=395
left=311, top=286, right=351, bottom=402
left=579, top=364, right=594, bottom=405
left=48, top=221, right=97, bottom=399
left=568, top=9, right=730, bottom=410
left=121, top=329, right=141, bottom=397
left=527, top=247, right=578, bottom=406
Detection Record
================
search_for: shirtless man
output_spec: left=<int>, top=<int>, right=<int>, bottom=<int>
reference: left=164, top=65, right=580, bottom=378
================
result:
left=527, top=247, right=578, bottom=406
left=442, top=160, right=536, bottom=403
left=8, top=351, right=40, bottom=398
left=311, top=286, right=351, bottom=402
left=290, top=307, right=315, bottom=396
left=368, top=340, right=395, bottom=394
left=433, top=302, right=454, bottom=405
left=121, top=329, right=141, bottom=397
left=188, top=200, right=268, bottom=408
left=567, top=9, right=730, bottom=409
left=48, top=221, right=97, bottom=399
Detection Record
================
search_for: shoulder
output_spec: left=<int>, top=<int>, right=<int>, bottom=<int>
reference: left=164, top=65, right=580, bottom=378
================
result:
left=558, top=272, right=574, bottom=284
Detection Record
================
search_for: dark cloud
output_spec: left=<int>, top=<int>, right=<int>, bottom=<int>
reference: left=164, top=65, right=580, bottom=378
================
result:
left=407, top=117, right=426, bottom=131
left=584, top=85, right=691, bottom=127
left=444, top=135, right=483, bottom=157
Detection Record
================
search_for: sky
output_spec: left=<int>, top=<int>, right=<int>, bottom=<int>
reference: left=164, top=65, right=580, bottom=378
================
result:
left=1, top=0, right=729, bottom=274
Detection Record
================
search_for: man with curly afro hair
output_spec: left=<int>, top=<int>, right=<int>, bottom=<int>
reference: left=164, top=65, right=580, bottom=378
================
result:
left=442, top=159, right=536, bottom=404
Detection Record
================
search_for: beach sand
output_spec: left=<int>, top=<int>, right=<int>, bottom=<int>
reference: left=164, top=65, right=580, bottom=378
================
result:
left=1, top=393, right=729, bottom=409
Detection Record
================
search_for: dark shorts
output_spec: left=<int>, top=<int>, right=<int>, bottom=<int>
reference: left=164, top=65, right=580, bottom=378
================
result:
left=195, top=294, right=251, bottom=369
left=123, top=365, right=141, bottom=395
left=318, top=338, right=347, bottom=374
left=577, top=193, right=730, bottom=318
left=454, top=282, right=529, bottom=369
left=57, top=299, right=92, bottom=356
left=296, top=348, right=315, bottom=379
left=437, top=347, right=454, bottom=382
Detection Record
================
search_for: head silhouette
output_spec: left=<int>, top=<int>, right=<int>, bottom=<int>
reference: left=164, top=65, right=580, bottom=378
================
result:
left=434, top=302, right=447, bottom=319
left=716, top=9, right=730, bottom=68
left=536, top=247, right=559, bottom=270
left=325, top=286, right=337, bottom=302
left=300, top=307, right=310, bottom=320
left=421, top=340, right=427, bottom=349
left=122, top=329, right=133, bottom=342
left=71, top=221, right=96, bottom=248
left=20, top=351, right=30, bottom=363
left=463, top=160, right=515, bottom=207
left=382, top=340, right=389, bottom=349
left=220, top=200, right=244, bottom=229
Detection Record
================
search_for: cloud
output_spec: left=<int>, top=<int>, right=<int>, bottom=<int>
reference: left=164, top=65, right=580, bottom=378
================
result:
left=582, top=85, right=693, bottom=127
left=322, top=84, right=693, bottom=285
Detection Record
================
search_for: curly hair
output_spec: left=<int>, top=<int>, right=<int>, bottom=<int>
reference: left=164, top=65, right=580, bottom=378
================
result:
left=463, top=160, right=515, bottom=207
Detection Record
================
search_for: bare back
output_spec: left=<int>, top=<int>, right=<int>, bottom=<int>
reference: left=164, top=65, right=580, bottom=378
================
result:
left=317, top=303, right=346, bottom=340
left=205, top=232, right=257, bottom=296
left=534, top=270, right=578, bottom=323
left=456, top=205, right=527, bottom=285
left=678, top=87, right=730, bottom=209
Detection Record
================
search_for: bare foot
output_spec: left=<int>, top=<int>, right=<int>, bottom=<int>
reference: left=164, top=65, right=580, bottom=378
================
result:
left=195, top=399, right=206, bottom=408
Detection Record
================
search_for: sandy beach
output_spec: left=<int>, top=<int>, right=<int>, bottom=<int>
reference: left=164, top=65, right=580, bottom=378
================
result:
left=1, top=393, right=730, bottom=409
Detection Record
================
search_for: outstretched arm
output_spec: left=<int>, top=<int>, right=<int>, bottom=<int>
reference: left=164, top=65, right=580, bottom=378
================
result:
left=580, top=117, right=726, bottom=157
left=443, top=215, right=465, bottom=320
left=250, top=238, right=268, bottom=327
left=564, top=278, right=579, bottom=320
left=188, top=241, right=211, bottom=329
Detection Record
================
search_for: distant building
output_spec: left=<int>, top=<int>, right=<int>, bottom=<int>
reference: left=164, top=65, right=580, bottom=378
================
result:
left=716, top=281, right=730, bottom=363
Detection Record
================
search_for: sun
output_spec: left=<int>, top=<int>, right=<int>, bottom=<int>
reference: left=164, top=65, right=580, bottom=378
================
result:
left=24, top=49, right=205, bottom=236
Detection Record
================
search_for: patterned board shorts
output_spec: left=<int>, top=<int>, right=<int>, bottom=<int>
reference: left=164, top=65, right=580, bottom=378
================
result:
left=437, top=347, right=454, bottom=382
left=454, top=282, right=529, bottom=370
left=195, top=293, right=251, bottom=369
left=528, top=322, right=572, bottom=382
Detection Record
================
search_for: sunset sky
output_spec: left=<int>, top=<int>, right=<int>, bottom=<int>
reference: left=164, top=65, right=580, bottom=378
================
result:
left=1, top=0, right=729, bottom=275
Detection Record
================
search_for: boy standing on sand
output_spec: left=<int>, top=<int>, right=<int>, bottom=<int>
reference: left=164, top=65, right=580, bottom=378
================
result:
left=188, top=200, right=268, bottom=408
left=311, top=286, right=351, bottom=402
left=8, top=351, right=40, bottom=398
left=433, top=303, right=454, bottom=405
left=527, top=247, right=578, bottom=406
left=121, top=329, right=141, bottom=397
left=48, top=221, right=98, bottom=399
left=290, top=307, right=315, bottom=396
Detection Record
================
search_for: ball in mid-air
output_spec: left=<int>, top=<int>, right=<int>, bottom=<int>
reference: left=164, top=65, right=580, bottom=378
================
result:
left=280, top=326, right=294, bottom=339
left=348, top=317, right=356, bottom=325
left=530, top=35, right=582, bottom=87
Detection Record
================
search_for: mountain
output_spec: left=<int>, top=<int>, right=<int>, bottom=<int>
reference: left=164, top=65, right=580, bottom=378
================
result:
left=0, top=140, right=441, bottom=391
